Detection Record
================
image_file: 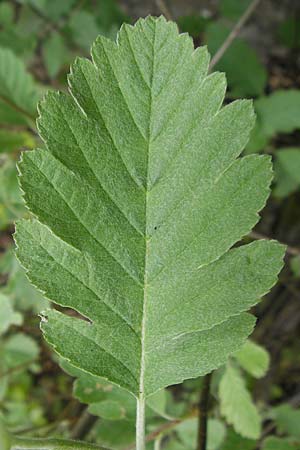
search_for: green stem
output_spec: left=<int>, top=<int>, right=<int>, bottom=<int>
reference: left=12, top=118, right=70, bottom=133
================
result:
left=136, top=394, right=146, bottom=450
left=10, top=436, right=108, bottom=450
left=154, top=436, right=162, bottom=450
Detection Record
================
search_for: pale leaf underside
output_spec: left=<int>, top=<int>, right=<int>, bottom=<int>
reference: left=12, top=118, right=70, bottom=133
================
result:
left=15, top=16, right=284, bottom=397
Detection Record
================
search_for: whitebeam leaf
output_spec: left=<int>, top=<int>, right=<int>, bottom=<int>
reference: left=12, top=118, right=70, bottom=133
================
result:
left=15, top=16, right=284, bottom=400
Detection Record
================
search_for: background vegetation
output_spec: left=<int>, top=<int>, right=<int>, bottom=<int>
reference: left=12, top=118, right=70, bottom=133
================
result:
left=0, top=0, right=299, bottom=449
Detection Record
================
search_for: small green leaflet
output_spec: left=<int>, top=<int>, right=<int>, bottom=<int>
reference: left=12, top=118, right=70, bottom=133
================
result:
left=43, top=33, right=68, bottom=79
left=0, top=47, right=38, bottom=125
left=15, top=16, right=284, bottom=399
left=0, top=248, right=49, bottom=313
left=247, top=90, right=300, bottom=153
left=205, top=23, right=267, bottom=97
left=0, top=159, right=26, bottom=230
left=271, top=404, right=300, bottom=440
left=274, top=148, right=300, bottom=198
left=220, top=429, right=256, bottom=450
left=173, top=418, right=226, bottom=450
left=235, top=340, right=270, bottom=378
left=0, top=294, right=22, bottom=335
left=0, top=129, right=35, bottom=154
left=290, top=255, right=300, bottom=277
left=0, top=332, right=39, bottom=370
left=262, top=437, right=300, bottom=450
left=219, top=363, right=261, bottom=439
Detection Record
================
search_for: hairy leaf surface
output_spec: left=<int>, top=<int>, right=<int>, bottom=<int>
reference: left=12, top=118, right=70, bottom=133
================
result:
left=15, top=16, right=284, bottom=398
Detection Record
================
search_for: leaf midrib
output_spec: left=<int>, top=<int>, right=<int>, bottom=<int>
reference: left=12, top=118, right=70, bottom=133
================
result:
left=140, top=19, right=157, bottom=398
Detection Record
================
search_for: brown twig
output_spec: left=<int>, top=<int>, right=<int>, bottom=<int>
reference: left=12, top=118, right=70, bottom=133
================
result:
left=197, top=373, right=212, bottom=450
left=209, top=0, right=262, bottom=69
left=155, top=0, right=173, bottom=21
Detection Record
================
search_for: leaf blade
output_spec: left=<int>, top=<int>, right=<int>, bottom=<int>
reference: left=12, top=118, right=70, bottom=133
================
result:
left=15, top=16, right=285, bottom=399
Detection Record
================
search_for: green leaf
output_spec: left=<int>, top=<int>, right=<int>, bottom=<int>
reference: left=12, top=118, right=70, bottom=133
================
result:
left=0, top=129, right=35, bottom=154
left=0, top=27, right=36, bottom=60
left=1, top=249, right=49, bottom=312
left=68, top=11, right=102, bottom=51
left=220, top=429, right=256, bottom=450
left=278, top=18, right=300, bottom=49
left=219, top=363, right=261, bottom=439
left=16, top=17, right=284, bottom=400
left=59, top=362, right=135, bottom=449
left=271, top=404, right=300, bottom=439
left=93, top=419, right=136, bottom=448
left=177, top=15, right=209, bottom=38
left=0, top=293, right=22, bottom=335
left=74, top=371, right=136, bottom=421
left=19, top=0, right=76, bottom=21
left=262, top=437, right=300, bottom=450
left=40, top=0, right=76, bottom=21
left=175, top=418, right=226, bottom=450
left=95, top=0, right=130, bottom=33
left=235, top=340, right=270, bottom=378
left=247, top=90, right=300, bottom=152
left=256, top=90, right=300, bottom=135
left=164, top=441, right=186, bottom=450
left=18, top=0, right=47, bottom=9
left=0, top=420, right=12, bottom=450
left=146, top=389, right=168, bottom=419
left=1, top=333, right=39, bottom=368
left=274, top=148, right=300, bottom=198
left=290, top=255, right=300, bottom=277
left=61, top=359, right=167, bottom=421
left=206, top=22, right=267, bottom=97
left=0, top=159, right=26, bottom=229
left=244, top=121, right=269, bottom=154
left=220, top=0, right=252, bottom=20
left=0, top=47, right=38, bottom=125
left=43, top=32, right=69, bottom=79
left=0, top=2, right=14, bottom=27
